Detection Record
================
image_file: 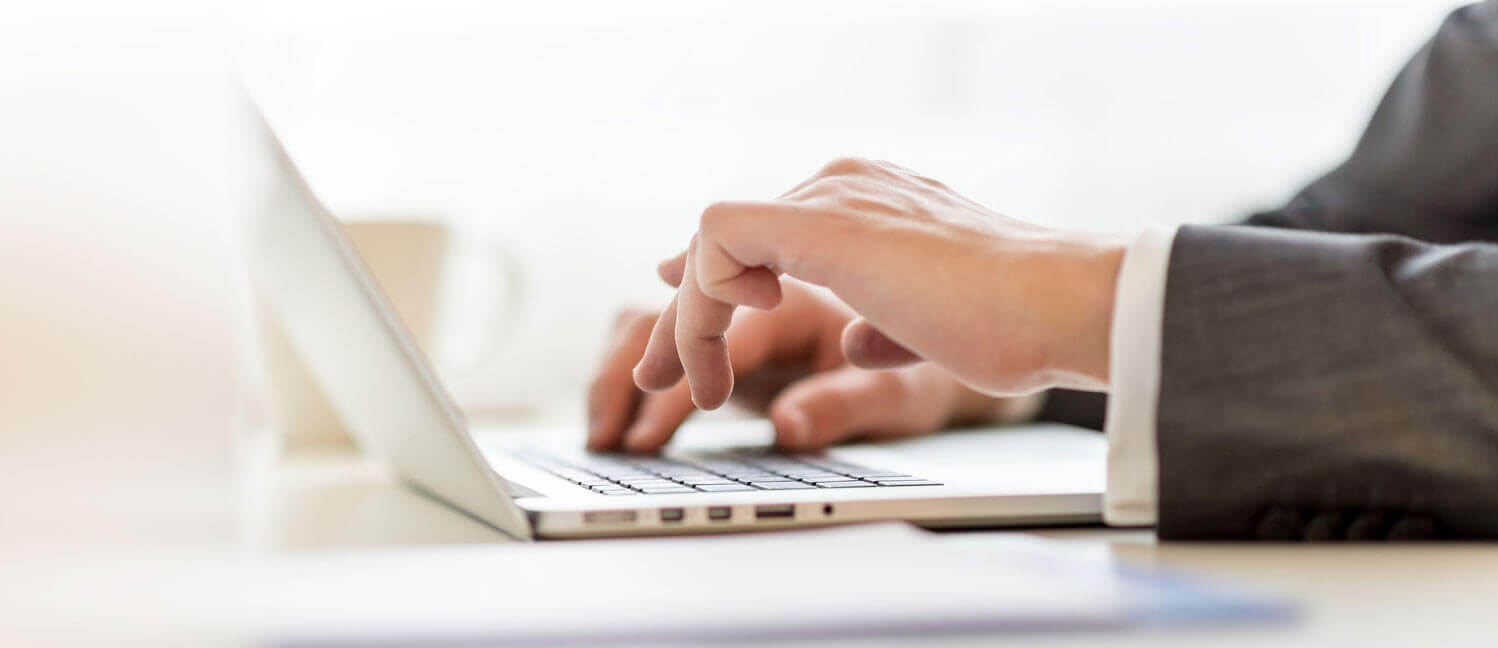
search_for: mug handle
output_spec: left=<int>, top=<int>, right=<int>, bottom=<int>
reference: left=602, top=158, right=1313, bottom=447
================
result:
left=441, top=233, right=526, bottom=384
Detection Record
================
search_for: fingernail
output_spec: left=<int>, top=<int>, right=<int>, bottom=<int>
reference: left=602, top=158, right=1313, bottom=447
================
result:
left=687, top=379, right=715, bottom=411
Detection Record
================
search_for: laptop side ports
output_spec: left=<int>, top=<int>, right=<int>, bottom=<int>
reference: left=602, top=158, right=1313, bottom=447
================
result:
left=754, top=504, right=795, bottom=520
left=583, top=510, right=638, bottom=525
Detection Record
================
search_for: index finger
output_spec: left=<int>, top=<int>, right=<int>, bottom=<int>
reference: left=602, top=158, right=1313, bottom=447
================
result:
left=651, top=200, right=853, bottom=410
left=672, top=239, right=737, bottom=410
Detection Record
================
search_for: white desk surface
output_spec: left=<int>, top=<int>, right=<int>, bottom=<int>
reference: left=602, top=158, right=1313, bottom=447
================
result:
left=253, top=447, right=1498, bottom=647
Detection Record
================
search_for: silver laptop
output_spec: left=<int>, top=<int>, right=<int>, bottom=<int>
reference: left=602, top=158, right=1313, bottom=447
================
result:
left=246, top=106, right=1105, bottom=540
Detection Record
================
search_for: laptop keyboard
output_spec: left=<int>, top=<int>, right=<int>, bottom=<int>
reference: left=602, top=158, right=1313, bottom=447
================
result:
left=522, top=452, right=941, bottom=495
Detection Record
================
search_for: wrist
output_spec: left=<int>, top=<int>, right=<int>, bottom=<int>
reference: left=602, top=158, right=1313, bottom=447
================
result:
left=1038, top=232, right=1126, bottom=390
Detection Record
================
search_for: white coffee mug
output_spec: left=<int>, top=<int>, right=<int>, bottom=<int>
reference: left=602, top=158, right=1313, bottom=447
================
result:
left=254, top=215, right=523, bottom=450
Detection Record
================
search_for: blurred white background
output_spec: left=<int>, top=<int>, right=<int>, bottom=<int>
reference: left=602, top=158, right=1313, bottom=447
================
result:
left=236, top=0, right=1463, bottom=409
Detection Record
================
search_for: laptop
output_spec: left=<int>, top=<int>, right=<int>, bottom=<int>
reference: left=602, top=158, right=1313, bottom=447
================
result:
left=245, top=105, right=1106, bottom=541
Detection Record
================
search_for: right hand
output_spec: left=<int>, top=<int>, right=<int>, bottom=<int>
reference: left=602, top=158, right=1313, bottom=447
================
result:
left=587, top=278, right=1007, bottom=453
left=632, top=159, right=1124, bottom=411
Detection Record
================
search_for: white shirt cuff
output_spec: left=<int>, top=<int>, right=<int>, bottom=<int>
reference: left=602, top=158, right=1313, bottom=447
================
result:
left=1102, top=225, right=1178, bottom=527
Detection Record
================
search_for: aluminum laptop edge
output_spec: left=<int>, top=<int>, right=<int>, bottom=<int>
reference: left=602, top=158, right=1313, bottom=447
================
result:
left=244, top=102, right=1105, bottom=541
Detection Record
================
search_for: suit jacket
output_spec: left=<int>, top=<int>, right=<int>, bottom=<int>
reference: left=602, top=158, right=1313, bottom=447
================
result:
left=1041, top=1, right=1498, bottom=540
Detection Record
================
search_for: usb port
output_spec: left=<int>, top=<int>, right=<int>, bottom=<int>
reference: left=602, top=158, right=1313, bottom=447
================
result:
left=754, top=504, right=795, bottom=520
left=707, top=506, right=732, bottom=521
left=584, top=510, right=638, bottom=525
left=660, top=508, right=685, bottom=522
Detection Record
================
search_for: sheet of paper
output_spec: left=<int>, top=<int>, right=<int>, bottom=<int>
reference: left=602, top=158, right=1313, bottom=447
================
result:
left=255, top=523, right=1291, bottom=645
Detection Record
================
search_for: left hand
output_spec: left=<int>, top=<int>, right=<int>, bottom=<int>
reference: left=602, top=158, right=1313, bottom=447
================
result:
left=633, top=157, right=1127, bottom=409
left=587, top=281, right=1019, bottom=454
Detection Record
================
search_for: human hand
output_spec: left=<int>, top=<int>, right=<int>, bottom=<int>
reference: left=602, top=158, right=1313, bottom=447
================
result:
left=634, top=157, right=1126, bottom=410
left=587, top=279, right=1009, bottom=453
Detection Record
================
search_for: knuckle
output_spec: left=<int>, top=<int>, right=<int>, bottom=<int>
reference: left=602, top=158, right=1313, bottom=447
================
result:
left=873, top=159, right=917, bottom=178
left=772, top=228, right=815, bottom=279
left=794, top=176, right=841, bottom=199
left=914, top=174, right=949, bottom=190
left=875, top=370, right=910, bottom=394
left=837, top=194, right=893, bottom=215
left=697, top=277, right=728, bottom=303
left=807, top=389, right=852, bottom=426
left=678, top=331, right=726, bottom=353
left=699, top=201, right=739, bottom=233
left=821, top=156, right=871, bottom=176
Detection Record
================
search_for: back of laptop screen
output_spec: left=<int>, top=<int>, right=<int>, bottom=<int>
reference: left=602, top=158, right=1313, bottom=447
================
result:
left=243, top=105, right=531, bottom=539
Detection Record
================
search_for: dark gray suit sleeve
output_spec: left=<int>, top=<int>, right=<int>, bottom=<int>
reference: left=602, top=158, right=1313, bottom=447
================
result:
left=1156, top=2, right=1498, bottom=540
left=1159, top=227, right=1498, bottom=540
left=1040, top=1, right=1498, bottom=435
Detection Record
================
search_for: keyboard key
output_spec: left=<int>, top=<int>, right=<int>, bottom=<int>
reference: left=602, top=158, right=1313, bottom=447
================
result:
left=750, top=481, right=816, bottom=490
left=638, top=486, right=696, bottom=494
left=690, top=460, right=749, bottom=470
left=695, top=484, right=756, bottom=492
left=524, top=450, right=923, bottom=497
left=747, top=464, right=804, bottom=473
left=618, top=479, right=679, bottom=487
left=795, top=459, right=858, bottom=470
left=815, top=480, right=876, bottom=488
